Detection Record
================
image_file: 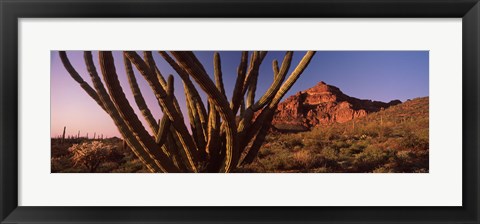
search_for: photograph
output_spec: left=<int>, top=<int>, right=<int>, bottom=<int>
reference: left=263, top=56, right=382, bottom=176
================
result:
left=51, top=51, right=429, bottom=173
left=3, top=0, right=478, bottom=222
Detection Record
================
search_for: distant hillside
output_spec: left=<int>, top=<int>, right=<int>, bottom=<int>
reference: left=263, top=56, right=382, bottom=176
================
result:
left=272, top=81, right=401, bottom=131
left=238, top=97, right=429, bottom=173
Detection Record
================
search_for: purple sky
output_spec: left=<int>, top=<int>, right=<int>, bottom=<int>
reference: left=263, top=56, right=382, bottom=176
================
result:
left=51, top=51, right=429, bottom=138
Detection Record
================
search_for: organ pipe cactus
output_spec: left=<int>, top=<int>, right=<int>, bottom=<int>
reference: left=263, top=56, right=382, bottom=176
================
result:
left=59, top=51, right=316, bottom=172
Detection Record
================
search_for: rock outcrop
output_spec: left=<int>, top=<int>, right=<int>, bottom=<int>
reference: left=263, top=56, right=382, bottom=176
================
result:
left=272, top=81, right=401, bottom=130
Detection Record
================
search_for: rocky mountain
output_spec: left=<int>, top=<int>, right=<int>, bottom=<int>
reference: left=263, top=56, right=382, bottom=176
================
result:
left=272, top=81, right=402, bottom=131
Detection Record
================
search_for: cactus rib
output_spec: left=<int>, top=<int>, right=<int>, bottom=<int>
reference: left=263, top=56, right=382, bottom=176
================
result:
left=213, top=52, right=226, bottom=96
left=124, top=54, right=160, bottom=134
left=230, top=51, right=248, bottom=114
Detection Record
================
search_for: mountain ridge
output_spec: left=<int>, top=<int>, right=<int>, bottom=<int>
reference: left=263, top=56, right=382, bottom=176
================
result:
left=272, top=81, right=402, bottom=131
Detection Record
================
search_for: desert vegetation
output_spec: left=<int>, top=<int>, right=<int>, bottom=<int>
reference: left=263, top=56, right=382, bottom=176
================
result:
left=51, top=137, right=149, bottom=173
left=237, top=97, right=429, bottom=173
left=52, top=97, right=428, bottom=173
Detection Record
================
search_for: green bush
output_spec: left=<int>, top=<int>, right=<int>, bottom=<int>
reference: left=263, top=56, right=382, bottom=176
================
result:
left=353, top=145, right=388, bottom=172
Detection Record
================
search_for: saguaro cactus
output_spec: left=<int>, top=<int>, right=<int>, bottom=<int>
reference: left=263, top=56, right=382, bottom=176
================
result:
left=60, top=51, right=316, bottom=173
left=62, top=126, right=66, bottom=143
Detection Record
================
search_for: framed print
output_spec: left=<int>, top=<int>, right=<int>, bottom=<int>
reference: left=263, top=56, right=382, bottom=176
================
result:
left=1, top=0, right=479, bottom=223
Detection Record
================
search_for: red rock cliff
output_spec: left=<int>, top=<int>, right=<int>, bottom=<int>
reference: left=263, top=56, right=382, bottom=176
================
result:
left=272, top=81, right=401, bottom=130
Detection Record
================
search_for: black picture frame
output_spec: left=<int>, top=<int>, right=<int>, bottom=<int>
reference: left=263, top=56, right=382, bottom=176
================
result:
left=1, top=0, right=479, bottom=223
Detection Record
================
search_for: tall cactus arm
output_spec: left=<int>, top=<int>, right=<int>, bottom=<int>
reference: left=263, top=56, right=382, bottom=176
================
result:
left=165, top=129, right=190, bottom=172
left=145, top=52, right=182, bottom=116
left=213, top=52, right=226, bottom=97
left=239, top=99, right=246, bottom=117
left=166, top=73, right=184, bottom=118
left=259, top=51, right=268, bottom=61
left=241, top=51, right=267, bottom=99
left=99, top=51, right=180, bottom=173
left=239, top=107, right=275, bottom=151
left=206, top=53, right=224, bottom=166
left=155, top=116, right=171, bottom=147
left=166, top=74, right=175, bottom=98
left=158, top=51, right=208, bottom=131
left=144, top=52, right=185, bottom=120
left=169, top=51, right=239, bottom=172
left=143, top=51, right=168, bottom=90
left=162, top=74, right=193, bottom=171
left=123, top=54, right=160, bottom=134
left=124, top=51, right=200, bottom=172
left=184, top=86, right=198, bottom=137
left=246, top=70, right=258, bottom=108
left=155, top=74, right=175, bottom=147
left=185, top=85, right=207, bottom=155
left=236, top=109, right=254, bottom=156
left=195, top=100, right=208, bottom=143
left=272, top=59, right=280, bottom=78
left=59, top=51, right=106, bottom=111
left=206, top=99, right=221, bottom=154
left=65, top=51, right=161, bottom=173
left=205, top=99, right=222, bottom=172
left=236, top=53, right=292, bottom=151
left=240, top=109, right=275, bottom=165
left=269, top=51, right=316, bottom=108
left=161, top=51, right=208, bottom=155
left=251, top=51, right=293, bottom=111
left=240, top=51, right=316, bottom=151
left=165, top=75, right=192, bottom=164
left=194, top=106, right=208, bottom=156
left=230, top=51, right=248, bottom=114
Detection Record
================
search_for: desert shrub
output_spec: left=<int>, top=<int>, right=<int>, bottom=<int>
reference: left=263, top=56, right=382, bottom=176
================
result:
left=265, top=152, right=292, bottom=171
left=339, top=147, right=355, bottom=158
left=378, top=126, right=394, bottom=138
left=321, top=147, right=338, bottom=160
left=402, top=132, right=428, bottom=150
left=68, top=141, right=124, bottom=172
left=302, top=137, right=324, bottom=150
left=51, top=156, right=73, bottom=173
left=113, top=158, right=149, bottom=173
left=332, top=140, right=350, bottom=151
left=279, top=134, right=304, bottom=149
left=292, top=150, right=322, bottom=171
left=353, top=145, right=388, bottom=172
left=358, top=122, right=380, bottom=138
left=390, top=149, right=429, bottom=173
left=51, top=143, right=71, bottom=158
left=349, top=141, right=367, bottom=154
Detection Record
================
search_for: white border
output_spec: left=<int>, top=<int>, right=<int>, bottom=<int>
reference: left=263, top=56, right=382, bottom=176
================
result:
left=19, top=18, right=462, bottom=206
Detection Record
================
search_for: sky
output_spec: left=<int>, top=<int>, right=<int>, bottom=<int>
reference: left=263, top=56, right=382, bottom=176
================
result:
left=51, top=51, right=429, bottom=138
